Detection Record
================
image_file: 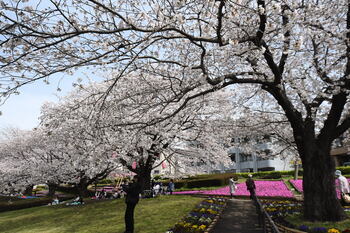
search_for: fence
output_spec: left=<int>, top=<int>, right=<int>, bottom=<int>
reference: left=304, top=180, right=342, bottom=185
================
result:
left=252, top=193, right=281, bottom=233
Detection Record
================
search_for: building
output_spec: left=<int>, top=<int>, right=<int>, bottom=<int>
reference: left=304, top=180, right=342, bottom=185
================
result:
left=331, top=139, right=350, bottom=167
left=151, top=148, right=235, bottom=176
left=228, top=135, right=293, bottom=173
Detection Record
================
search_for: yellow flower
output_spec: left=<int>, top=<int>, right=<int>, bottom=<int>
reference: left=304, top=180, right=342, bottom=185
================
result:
left=184, top=223, right=192, bottom=228
left=192, top=225, right=198, bottom=229
left=199, top=225, right=207, bottom=230
left=328, top=229, right=340, bottom=233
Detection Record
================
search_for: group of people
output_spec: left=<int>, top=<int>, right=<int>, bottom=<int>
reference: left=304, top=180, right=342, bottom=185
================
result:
left=94, top=188, right=124, bottom=200
left=152, top=179, right=175, bottom=196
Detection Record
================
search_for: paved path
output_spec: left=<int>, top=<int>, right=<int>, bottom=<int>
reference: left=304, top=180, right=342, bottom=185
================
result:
left=211, top=199, right=264, bottom=233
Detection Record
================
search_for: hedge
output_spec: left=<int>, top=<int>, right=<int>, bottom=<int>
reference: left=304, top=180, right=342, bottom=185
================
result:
left=0, top=195, right=73, bottom=212
left=164, top=167, right=349, bottom=190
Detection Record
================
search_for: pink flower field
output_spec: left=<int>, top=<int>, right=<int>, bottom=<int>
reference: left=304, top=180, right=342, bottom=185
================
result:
left=289, top=179, right=303, bottom=193
left=174, top=180, right=294, bottom=198
left=290, top=178, right=350, bottom=199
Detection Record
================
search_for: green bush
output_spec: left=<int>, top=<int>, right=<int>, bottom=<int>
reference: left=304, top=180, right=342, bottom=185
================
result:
left=186, top=178, right=224, bottom=188
left=153, top=175, right=163, bottom=180
left=337, top=166, right=350, bottom=175
left=0, top=195, right=73, bottom=212
left=98, top=179, right=113, bottom=184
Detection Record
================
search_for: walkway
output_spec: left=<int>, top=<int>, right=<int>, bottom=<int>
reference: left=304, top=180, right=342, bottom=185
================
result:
left=211, top=198, right=263, bottom=233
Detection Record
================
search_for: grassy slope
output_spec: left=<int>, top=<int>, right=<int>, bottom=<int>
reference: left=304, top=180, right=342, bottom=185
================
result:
left=0, top=195, right=202, bottom=233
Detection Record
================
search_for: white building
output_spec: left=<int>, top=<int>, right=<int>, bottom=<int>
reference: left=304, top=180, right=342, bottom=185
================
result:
left=228, top=135, right=293, bottom=173
left=151, top=148, right=235, bottom=176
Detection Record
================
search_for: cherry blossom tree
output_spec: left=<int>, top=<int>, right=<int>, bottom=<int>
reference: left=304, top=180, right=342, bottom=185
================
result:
left=0, top=117, right=120, bottom=197
left=44, top=75, right=233, bottom=190
left=39, top=101, right=121, bottom=197
left=1, top=0, right=349, bottom=221
left=0, top=128, right=47, bottom=195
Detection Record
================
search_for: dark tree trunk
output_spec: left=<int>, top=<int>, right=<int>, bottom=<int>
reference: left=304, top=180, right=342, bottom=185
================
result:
left=47, top=183, right=58, bottom=197
left=138, top=168, right=152, bottom=191
left=23, top=185, right=33, bottom=196
left=299, top=136, right=347, bottom=221
left=76, top=178, right=90, bottom=197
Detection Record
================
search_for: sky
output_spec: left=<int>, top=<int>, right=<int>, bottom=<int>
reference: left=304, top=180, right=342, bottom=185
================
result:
left=0, top=76, right=75, bottom=130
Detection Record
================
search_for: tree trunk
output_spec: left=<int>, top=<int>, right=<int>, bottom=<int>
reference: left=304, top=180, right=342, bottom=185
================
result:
left=301, top=139, right=347, bottom=221
left=294, top=161, right=299, bottom=180
left=138, top=168, right=152, bottom=191
left=47, top=183, right=58, bottom=197
left=76, top=178, right=90, bottom=197
left=23, top=185, right=33, bottom=196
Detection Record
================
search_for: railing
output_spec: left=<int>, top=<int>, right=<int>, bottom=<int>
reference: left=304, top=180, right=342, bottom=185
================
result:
left=252, top=194, right=281, bottom=233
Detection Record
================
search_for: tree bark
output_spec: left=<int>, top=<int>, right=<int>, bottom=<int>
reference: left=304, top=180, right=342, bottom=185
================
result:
left=138, top=168, right=152, bottom=191
left=76, top=178, right=90, bottom=197
left=23, top=185, right=33, bottom=196
left=47, top=183, right=58, bottom=197
left=300, top=135, right=347, bottom=221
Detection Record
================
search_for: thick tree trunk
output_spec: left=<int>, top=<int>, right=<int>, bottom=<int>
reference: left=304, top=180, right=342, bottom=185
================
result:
left=23, top=185, right=33, bottom=196
left=76, top=178, right=90, bottom=197
left=47, top=183, right=58, bottom=197
left=138, top=168, right=152, bottom=191
left=301, top=139, right=347, bottom=221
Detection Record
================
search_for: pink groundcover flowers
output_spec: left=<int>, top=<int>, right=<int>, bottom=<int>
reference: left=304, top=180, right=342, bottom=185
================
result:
left=174, top=180, right=294, bottom=198
left=289, top=179, right=303, bottom=193
left=290, top=179, right=350, bottom=199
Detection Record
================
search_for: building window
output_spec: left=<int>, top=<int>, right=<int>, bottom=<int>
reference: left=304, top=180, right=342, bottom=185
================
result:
left=240, top=153, right=252, bottom=162
left=229, top=153, right=236, bottom=162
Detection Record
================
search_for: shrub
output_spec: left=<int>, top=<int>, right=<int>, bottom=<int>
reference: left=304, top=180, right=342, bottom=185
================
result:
left=153, top=175, right=163, bottom=180
left=0, top=195, right=73, bottom=212
left=98, top=179, right=113, bottom=184
left=337, top=166, right=350, bottom=176
left=186, top=179, right=224, bottom=188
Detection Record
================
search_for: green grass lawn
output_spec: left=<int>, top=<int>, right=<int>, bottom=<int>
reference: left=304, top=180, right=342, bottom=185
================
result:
left=0, top=195, right=202, bottom=233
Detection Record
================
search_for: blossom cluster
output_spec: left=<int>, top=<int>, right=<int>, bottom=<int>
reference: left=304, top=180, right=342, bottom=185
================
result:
left=166, top=197, right=226, bottom=233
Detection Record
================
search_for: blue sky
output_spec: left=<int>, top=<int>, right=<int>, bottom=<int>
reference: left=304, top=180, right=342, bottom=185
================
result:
left=0, top=67, right=104, bottom=130
left=0, top=76, right=75, bottom=130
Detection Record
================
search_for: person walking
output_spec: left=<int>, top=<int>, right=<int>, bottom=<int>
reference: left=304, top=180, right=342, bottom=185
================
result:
left=246, top=174, right=256, bottom=199
left=168, top=179, right=175, bottom=195
left=229, top=177, right=237, bottom=198
left=123, top=175, right=142, bottom=233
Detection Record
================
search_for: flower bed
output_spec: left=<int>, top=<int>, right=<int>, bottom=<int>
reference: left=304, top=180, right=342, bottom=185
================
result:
left=289, top=180, right=303, bottom=193
left=262, top=199, right=350, bottom=233
left=174, top=180, right=294, bottom=198
left=289, top=179, right=350, bottom=199
left=166, top=197, right=227, bottom=233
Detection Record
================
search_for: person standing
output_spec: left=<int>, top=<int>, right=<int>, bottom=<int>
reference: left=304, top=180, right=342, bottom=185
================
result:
left=246, top=174, right=256, bottom=199
left=168, top=179, right=175, bottom=195
left=335, top=170, right=350, bottom=204
left=229, top=177, right=237, bottom=198
left=123, top=175, right=142, bottom=233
